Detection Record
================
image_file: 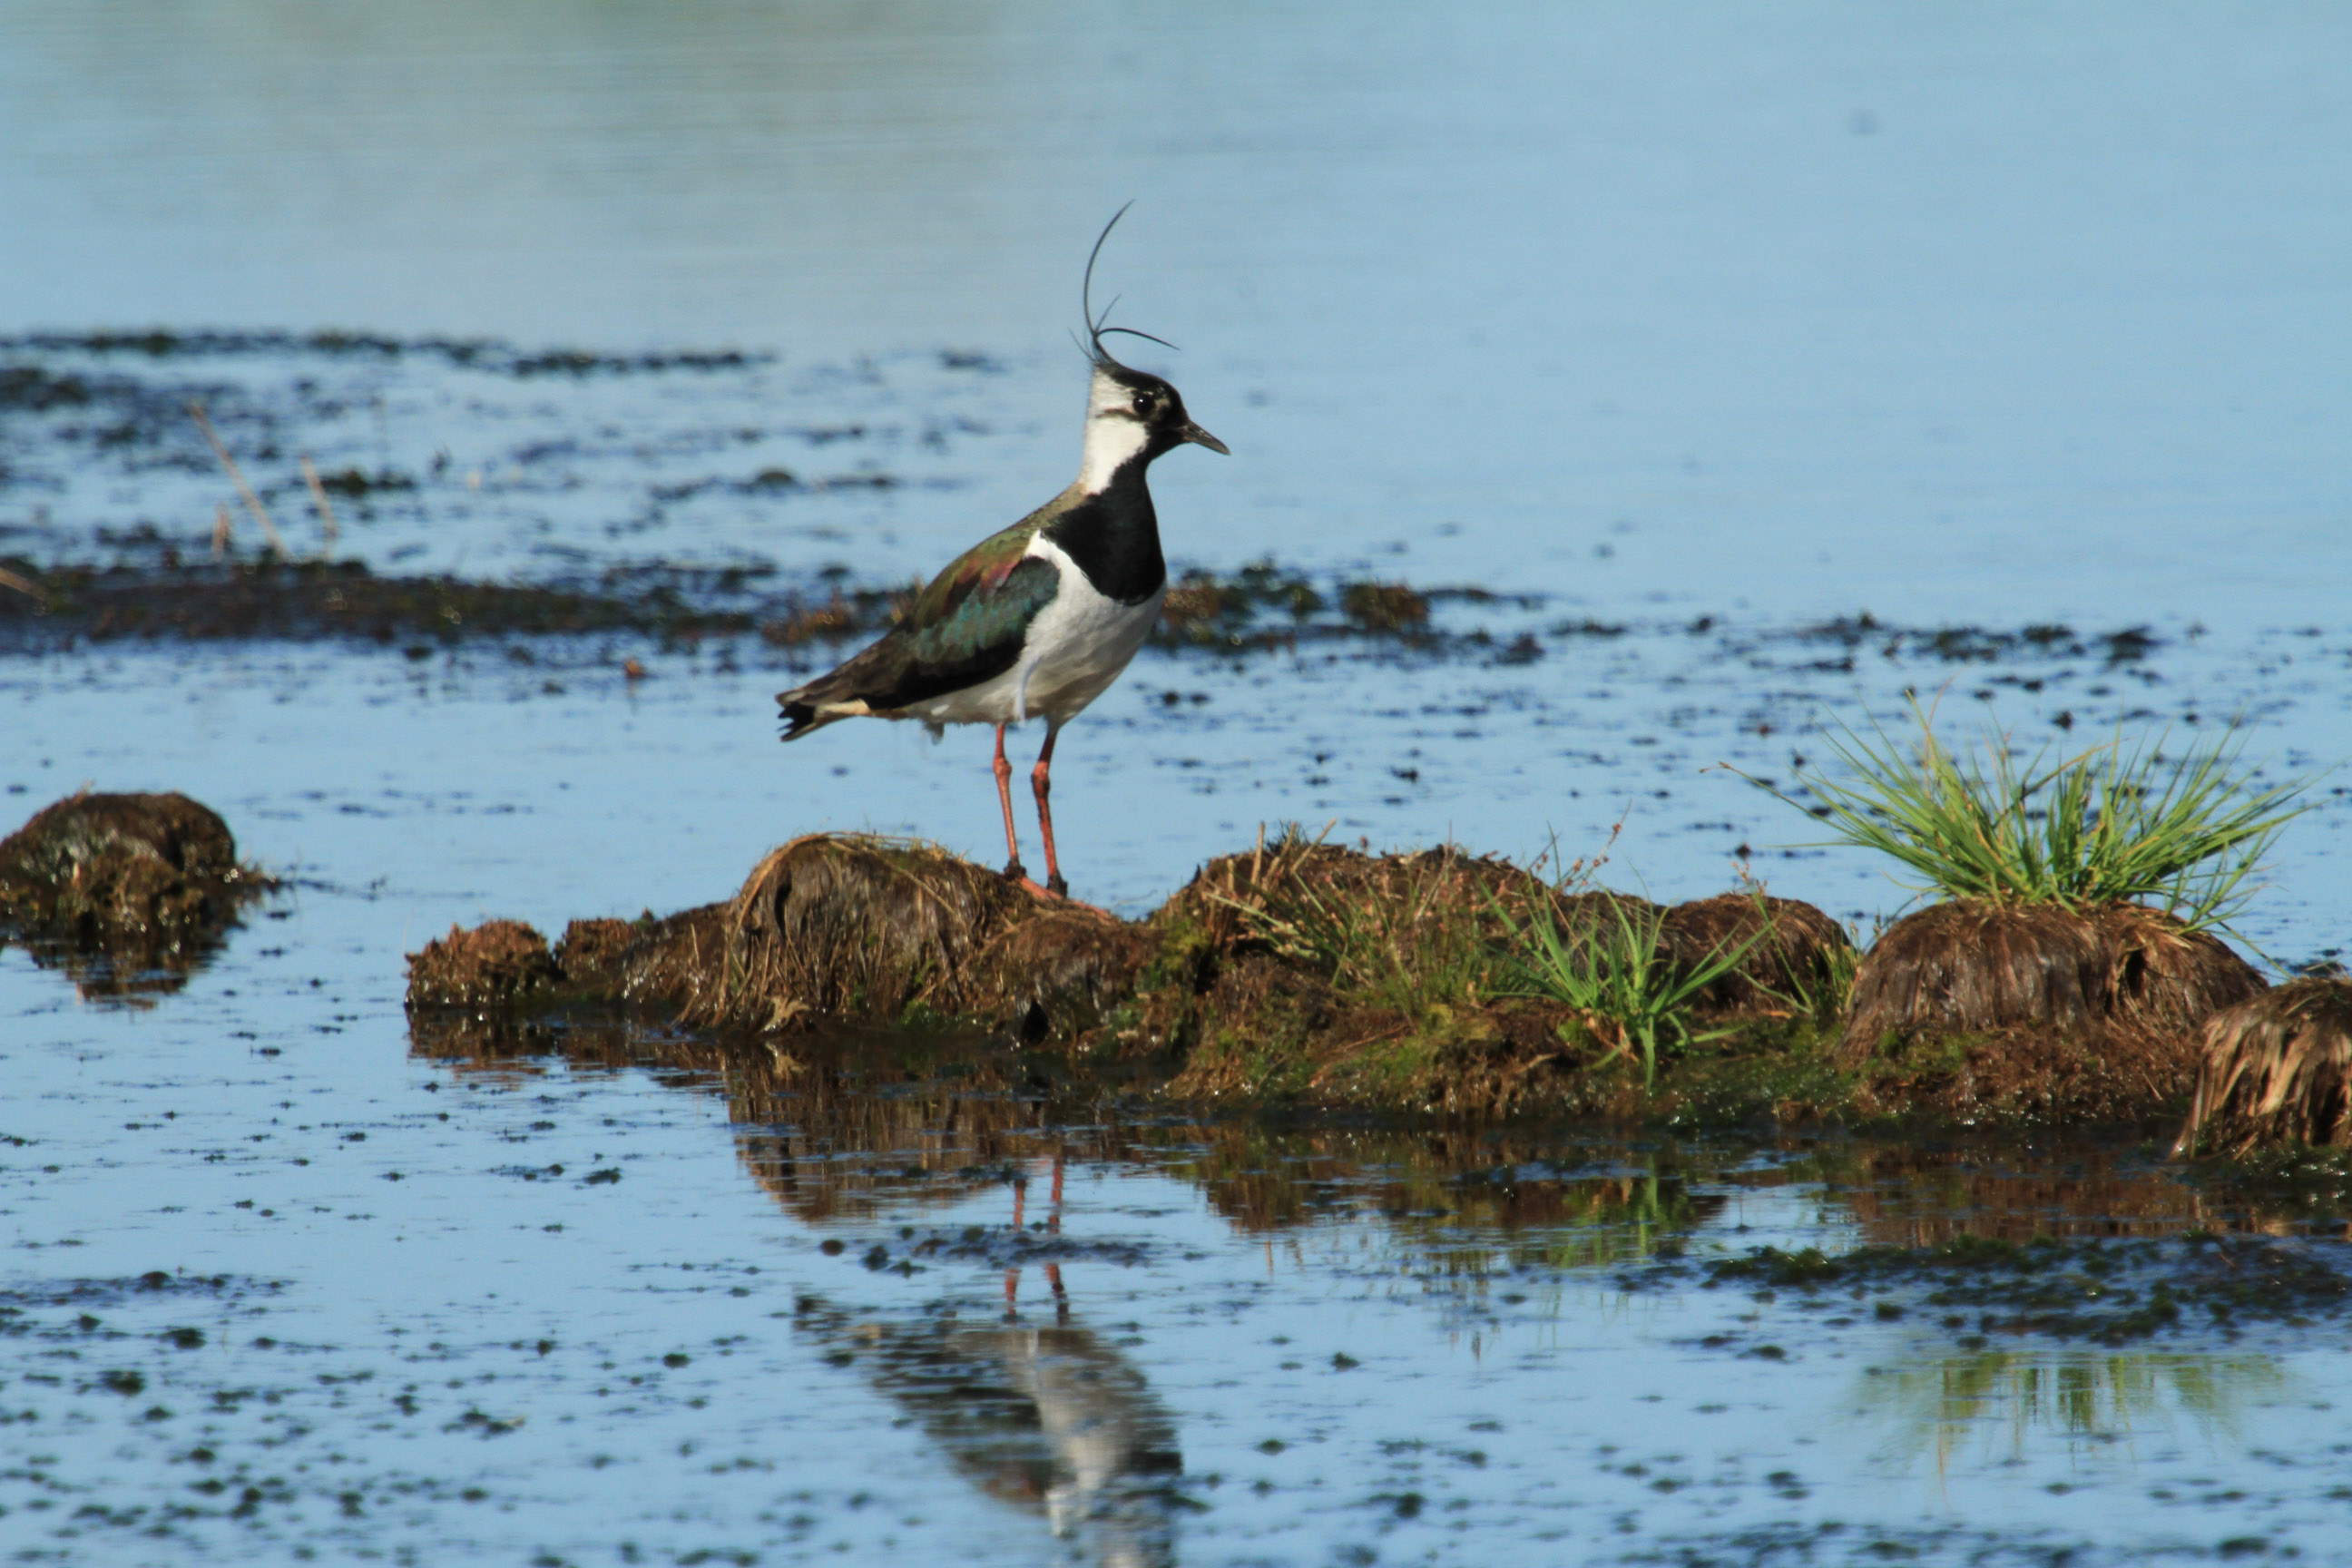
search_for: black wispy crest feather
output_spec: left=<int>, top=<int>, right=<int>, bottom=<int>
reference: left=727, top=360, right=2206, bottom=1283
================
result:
left=1081, top=204, right=1179, bottom=373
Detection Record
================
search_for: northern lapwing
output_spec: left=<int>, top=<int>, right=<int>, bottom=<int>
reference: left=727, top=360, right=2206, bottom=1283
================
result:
left=776, top=208, right=1227, bottom=898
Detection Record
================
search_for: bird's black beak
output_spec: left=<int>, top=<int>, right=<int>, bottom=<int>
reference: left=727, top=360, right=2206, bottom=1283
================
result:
left=1181, top=421, right=1230, bottom=456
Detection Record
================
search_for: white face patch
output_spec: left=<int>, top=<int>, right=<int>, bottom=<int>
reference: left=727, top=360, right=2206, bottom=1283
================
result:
left=1078, top=367, right=1152, bottom=493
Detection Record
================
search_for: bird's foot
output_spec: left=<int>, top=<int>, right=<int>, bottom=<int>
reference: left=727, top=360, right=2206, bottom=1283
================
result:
left=1004, top=859, right=1058, bottom=901
left=1046, top=881, right=1117, bottom=919
left=1003, top=866, right=1112, bottom=915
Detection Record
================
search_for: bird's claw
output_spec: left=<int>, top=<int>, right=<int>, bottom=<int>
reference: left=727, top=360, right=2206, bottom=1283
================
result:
left=1004, top=862, right=1056, bottom=900
left=1005, top=861, right=1102, bottom=913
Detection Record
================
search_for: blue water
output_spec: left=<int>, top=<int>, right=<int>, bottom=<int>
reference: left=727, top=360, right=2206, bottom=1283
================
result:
left=7, top=5, right=2352, bottom=1562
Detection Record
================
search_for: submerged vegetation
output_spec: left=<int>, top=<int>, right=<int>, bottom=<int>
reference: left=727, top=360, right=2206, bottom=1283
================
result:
left=1683, top=1231, right=2352, bottom=1347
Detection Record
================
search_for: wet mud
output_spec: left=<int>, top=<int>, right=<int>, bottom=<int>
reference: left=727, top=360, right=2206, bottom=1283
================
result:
left=3, top=332, right=2294, bottom=691
left=0, top=790, right=272, bottom=1000
left=0, top=557, right=768, bottom=652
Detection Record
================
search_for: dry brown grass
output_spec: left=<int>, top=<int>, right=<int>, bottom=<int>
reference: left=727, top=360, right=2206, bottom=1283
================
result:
left=1179, top=833, right=1559, bottom=985
left=1841, top=900, right=2261, bottom=1062
left=694, top=834, right=1143, bottom=1036
left=2173, top=977, right=2352, bottom=1155
left=1835, top=899, right=2264, bottom=1122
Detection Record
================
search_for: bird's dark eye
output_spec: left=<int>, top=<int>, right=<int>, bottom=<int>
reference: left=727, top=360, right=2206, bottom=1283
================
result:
left=1133, top=391, right=1156, bottom=415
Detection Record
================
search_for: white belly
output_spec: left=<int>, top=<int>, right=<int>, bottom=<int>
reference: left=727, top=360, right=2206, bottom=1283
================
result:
left=901, top=536, right=1161, bottom=729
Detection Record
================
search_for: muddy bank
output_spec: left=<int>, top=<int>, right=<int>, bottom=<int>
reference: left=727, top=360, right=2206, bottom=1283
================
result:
left=0, top=548, right=2219, bottom=688
left=0, top=790, right=273, bottom=999
left=0, top=556, right=796, bottom=652
left=0, top=554, right=1538, bottom=663
left=401, top=828, right=2259, bottom=1129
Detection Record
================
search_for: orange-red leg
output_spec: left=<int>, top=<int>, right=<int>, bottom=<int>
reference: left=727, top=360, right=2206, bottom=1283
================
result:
left=993, top=723, right=1026, bottom=881
left=1031, top=725, right=1067, bottom=897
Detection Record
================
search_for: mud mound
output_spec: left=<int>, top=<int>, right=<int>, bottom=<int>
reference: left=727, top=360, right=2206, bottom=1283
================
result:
left=405, top=919, right=562, bottom=1009
left=1838, top=900, right=2264, bottom=1122
left=694, top=835, right=1146, bottom=1035
left=1168, top=835, right=1589, bottom=961
left=547, top=916, right=642, bottom=992
left=1142, top=838, right=1628, bottom=1116
left=1660, top=893, right=1852, bottom=1017
left=397, top=830, right=2242, bottom=1128
left=400, top=839, right=1144, bottom=1046
left=2174, top=977, right=2352, bottom=1155
left=0, top=790, right=270, bottom=998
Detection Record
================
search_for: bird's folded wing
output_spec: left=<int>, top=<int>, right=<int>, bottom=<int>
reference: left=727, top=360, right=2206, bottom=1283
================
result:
left=890, top=550, right=1063, bottom=698
left=785, top=550, right=1062, bottom=718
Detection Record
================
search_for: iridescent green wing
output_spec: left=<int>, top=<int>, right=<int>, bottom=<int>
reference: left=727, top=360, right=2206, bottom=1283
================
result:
left=779, top=514, right=1062, bottom=723
left=905, top=514, right=1045, bottom=631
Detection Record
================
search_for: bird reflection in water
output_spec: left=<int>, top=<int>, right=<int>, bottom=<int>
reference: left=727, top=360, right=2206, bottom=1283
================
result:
left=1004, top=1153, right=1068, bottom=1321
left=796, top=1154, right=1183, bottom=1568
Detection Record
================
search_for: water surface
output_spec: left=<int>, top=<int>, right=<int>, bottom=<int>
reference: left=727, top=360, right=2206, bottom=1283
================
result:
left=7, top=5, right=2352, bottom=1563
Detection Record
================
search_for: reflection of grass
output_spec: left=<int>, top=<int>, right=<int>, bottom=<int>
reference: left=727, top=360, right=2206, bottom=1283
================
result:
left=1393, top=1172, right=1711, bottom=1275
left=1862, top=1348, right=2285, bottom=1470
left=1152, top=1123, right=1730, bottom=1289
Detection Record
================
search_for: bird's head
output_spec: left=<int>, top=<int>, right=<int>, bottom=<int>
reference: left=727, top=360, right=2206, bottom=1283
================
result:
left=1075, top=206, right=1228, bottom=491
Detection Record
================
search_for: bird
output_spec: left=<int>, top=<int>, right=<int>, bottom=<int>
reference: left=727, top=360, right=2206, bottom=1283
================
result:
left=776, top=207, right=1227, bottom=900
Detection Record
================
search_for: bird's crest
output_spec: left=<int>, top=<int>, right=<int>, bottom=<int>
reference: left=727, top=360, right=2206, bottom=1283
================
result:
left=1081, top=203, right=1179, bottom=378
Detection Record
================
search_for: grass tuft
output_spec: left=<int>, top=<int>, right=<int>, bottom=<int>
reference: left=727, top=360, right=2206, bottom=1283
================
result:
left=1739, top=699, right=2313, bottom=938
left=1491, top=883, right=1764, bottom=1090
left=1202, top=824, right=1511, bottom=1021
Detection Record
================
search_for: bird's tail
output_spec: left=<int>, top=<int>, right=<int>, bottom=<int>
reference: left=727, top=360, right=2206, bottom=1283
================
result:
left=779, top=701, right=831, bottom=740
left=776, top=681, right=863, bottom=740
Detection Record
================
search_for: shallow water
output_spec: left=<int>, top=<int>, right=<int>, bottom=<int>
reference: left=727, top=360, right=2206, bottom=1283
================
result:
left=9, top=5, right=2352, bottom=1563
left=15, top=948, right=2352, bottom=1565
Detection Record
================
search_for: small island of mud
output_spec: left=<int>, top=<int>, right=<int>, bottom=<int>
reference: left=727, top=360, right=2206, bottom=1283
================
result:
left=403, top=825, right=2271, bottom=1132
